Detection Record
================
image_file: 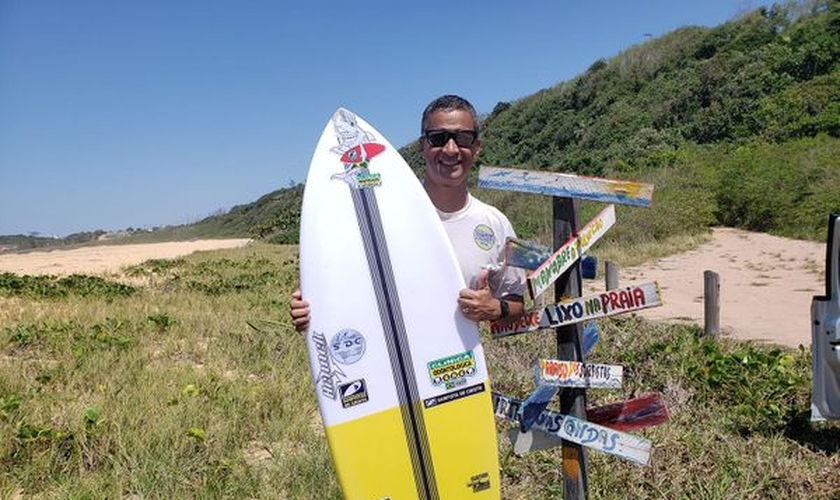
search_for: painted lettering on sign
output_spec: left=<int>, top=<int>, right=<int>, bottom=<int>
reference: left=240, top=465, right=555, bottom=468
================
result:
left=528, top=238, right=579, bottom=298
left=489, top=310, right=541, bottom=336
left=527, top=204, right=616, bottom=299
left=492, top=392, right=652, bottom=465
left=491, top=281, right=662, bottom=338
left=536, top=360, right=623, bottom=389
left=477, top=166, right=654, bottom=207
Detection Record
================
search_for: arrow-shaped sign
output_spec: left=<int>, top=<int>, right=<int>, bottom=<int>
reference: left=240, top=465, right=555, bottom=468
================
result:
left=535, top=359, right=623, bottom=389
left=490, top=281, right=663, bottom=339
left=527, top=204, right=616, bottom=299
left=478, top=166, right=654, bottom=207
left=492, top=392, right=652, bottom=465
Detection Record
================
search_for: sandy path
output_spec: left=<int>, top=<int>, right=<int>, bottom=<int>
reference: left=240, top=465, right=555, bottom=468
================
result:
left=0, top=239, right=252, bottom=276
left=584, top=228, right=825, bottom=348
left=0, top=230, right=827, bottom=348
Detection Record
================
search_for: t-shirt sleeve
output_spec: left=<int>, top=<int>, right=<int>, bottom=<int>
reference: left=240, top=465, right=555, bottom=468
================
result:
left=488, top=211, right=526, bottom=299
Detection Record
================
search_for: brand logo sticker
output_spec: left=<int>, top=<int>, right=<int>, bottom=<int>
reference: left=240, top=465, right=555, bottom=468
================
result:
left=312, top=330, right=345, bottom=400
left=467, top=471, right=491, bottom=493
left=427, top=351, right=477, bottom=390
left=339, top=379, right=369, bottom=408
left=330, top=329, right=366, bottom=365
left=473, top=224, right=495, bottom=251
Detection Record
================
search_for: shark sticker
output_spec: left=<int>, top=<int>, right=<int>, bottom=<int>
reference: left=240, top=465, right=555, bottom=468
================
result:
left=330, top=108, right=384, bottom=188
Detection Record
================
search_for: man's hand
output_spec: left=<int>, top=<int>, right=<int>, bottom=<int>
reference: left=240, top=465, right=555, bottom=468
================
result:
left=457, top=269, right=501, bottom=322
left=290, top=289, right=311, bottom=333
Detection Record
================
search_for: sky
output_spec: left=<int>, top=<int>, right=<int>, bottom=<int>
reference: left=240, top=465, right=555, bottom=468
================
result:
left=0, top=0, right=776, bottom=237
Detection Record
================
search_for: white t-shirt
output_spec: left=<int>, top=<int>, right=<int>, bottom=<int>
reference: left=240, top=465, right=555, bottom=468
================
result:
left=436, top=194, right=525, bottom=298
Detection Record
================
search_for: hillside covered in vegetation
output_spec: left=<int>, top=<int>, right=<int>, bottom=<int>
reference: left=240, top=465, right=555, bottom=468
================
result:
left=4, top=0, right=838, bottom=252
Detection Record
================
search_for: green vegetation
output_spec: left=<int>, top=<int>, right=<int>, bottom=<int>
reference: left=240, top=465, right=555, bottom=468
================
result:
left=0, top=272, right=136, bottom=300
left=2, top=4, right=839, bottom=495
left=5, top=2, right=839, bottom=253
left=420, top=0, right=840, bottom=243
left=0, top=245, right=837, bottom=499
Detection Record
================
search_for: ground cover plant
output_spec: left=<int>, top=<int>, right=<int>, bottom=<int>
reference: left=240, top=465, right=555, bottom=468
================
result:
left=0, top=243, right=838, bottom=499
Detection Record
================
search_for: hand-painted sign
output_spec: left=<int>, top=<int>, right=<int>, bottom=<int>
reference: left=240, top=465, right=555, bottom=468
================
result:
left=490, top=281, right=662, bottom=339
left=492, top=392, right=652, bottom=465
left=535, top=359, right=623, bottom=389
left=503, top=238, right=554, bottom=271
left=517, top=391, right=670, bottom=435
left=527, top=204, right=616, bottom=298
left=478, top=166, right=654, bottom=207
left=584, top=393, right=670, bottom=432
left=510, top=392, right=669, bottom=455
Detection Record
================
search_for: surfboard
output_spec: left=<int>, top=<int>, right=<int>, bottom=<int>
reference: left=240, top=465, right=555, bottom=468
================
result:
left=300, top=108, right=501, bottom=499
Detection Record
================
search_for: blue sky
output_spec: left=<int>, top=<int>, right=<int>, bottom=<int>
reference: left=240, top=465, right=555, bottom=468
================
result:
left=0, top=0, right=775, bottom=237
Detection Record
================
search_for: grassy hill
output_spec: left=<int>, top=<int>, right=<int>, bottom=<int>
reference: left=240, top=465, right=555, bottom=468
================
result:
left=249, top=0, right=840, bottom=247
left=4, top=0, right=838, bottom=253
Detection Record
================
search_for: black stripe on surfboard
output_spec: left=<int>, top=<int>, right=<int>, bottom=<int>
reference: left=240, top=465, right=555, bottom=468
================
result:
left=352, top=187, right=439, bottom=500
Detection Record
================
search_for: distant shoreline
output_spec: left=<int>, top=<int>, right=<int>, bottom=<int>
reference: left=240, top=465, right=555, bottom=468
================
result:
left=0, top=239, right=252, bottom=276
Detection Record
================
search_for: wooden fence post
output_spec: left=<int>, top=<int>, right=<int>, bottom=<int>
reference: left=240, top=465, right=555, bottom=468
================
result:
left=605, top=261, right=619, bottom=291
left=553, top=196, right=588, bottom=499
left=704, top=270, right=720, bottom=338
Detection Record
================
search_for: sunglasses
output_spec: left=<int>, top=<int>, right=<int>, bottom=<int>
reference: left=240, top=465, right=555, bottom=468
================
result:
left=423, top=129, right=478, bottom=148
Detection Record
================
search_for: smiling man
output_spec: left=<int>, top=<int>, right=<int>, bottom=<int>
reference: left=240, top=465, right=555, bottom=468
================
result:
left=418, top=95, right=525, bottom=324
left=290, top=94, right=524, bottom=330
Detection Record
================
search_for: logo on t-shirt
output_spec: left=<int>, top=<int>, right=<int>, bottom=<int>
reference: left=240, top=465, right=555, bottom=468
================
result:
left=473, top=224, right=496, bottom=251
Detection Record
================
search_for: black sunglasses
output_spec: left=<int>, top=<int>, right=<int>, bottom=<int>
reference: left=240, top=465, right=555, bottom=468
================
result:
left=423, top=129, right=478, bottom=148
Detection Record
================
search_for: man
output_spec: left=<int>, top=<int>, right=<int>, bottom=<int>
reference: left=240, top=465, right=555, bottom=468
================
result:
left=290, top=94, right=524, bottom=330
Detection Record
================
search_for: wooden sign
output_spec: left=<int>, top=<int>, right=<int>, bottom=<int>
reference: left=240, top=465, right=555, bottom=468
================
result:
left=490, top=281, right=663, bottom=339
left=583, top=320, right=599, bottom=355
left=511, top=393, right=669, bottom=456
left=503, top=237, right=554, bottom=271
left=528, top=204, right=616, bottom=298
left=535, top=359, right=623, bottom=389
left=585, top=393, right=670, bottom=432
left=520, top=384, right=558, bottom=431
left=478, top=166, right=654, bottom=207
left=493, top=392, right=652, bottom=466
left=517, top=391, right=670, bottom=435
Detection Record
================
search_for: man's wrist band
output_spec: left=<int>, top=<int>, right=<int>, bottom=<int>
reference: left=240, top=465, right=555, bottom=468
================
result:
left=498, top=298, right=510, bottom=319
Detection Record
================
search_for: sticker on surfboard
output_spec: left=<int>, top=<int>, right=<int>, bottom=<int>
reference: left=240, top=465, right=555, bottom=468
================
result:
left=329, top=108, right=384, bottom=188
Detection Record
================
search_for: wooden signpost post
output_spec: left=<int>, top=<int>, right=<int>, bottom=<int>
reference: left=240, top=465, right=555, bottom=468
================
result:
left=478, top=166, right=658, bottom=500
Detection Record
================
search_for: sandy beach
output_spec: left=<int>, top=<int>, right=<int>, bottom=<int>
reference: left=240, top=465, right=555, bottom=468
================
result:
left=0, top=239, right=252, bottom=276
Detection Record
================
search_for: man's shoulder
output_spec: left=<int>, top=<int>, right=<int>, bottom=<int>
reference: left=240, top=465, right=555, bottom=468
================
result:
left=468, top=194, right=512, bottom=224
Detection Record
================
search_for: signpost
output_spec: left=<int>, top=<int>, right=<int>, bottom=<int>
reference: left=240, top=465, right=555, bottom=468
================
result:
left=489, top=281, right=662, bottom=338
left=478, top=166, right=654, bottom=207
left=478, top=166, right=658, bottom=500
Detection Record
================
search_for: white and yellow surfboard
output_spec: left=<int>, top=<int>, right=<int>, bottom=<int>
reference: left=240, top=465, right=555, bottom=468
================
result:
left=300, top=108, right=500, bottom=499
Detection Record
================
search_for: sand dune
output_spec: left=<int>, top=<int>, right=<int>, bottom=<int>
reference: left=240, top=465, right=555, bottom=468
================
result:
left=0, top=239, right=252, bottom=276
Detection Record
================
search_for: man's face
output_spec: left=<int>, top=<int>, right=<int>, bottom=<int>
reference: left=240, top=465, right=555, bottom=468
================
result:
left=420, top=109, right=482, bottom=189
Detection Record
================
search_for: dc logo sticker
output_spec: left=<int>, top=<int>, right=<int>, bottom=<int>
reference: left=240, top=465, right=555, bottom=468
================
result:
left=473, top=224, right=495, bottom=251
left=330, top=329, right=366, bottom=365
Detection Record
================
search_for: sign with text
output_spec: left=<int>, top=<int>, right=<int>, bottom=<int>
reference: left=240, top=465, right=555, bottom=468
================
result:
left=535, top=359, right=623, bottom=389
left=478, top=166, right=654, bottom=207
left=492, top=392, right=652, bottom=465
left=527, top=204, right=615, bottom=298
left=490, top=281, right=663, bottom=339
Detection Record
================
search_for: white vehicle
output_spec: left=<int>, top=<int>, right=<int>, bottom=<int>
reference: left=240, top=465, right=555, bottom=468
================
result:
left=811, top=213, right=840, bottom=421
